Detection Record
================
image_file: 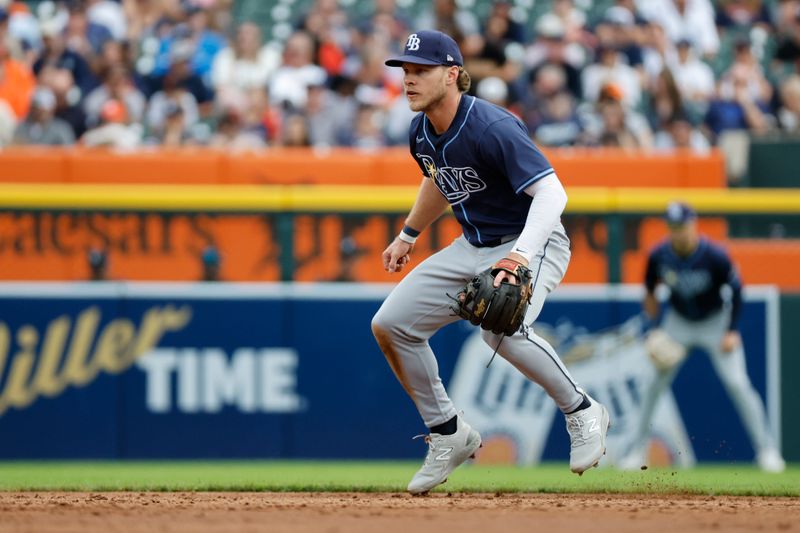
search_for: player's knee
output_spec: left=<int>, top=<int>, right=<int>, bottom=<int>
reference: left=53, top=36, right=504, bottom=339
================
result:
left=371, top=311, right=388, bottom=339
left=371, top=309, right=398, bottom=342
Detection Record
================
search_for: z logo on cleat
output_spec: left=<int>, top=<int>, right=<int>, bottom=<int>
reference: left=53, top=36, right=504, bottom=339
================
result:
left=435, top=447, right=454, bottom=461
left=587, top=418, right=599, bottom=433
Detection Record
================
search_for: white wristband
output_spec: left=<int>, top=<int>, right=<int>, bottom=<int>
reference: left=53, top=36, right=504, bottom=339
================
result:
left=509, top=245, right=534, bottom=264
left=398, top=231, right=418, bottom=244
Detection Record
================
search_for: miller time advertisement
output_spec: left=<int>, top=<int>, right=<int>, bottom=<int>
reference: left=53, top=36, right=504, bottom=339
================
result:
left=0, top=283, right=779, bottom=464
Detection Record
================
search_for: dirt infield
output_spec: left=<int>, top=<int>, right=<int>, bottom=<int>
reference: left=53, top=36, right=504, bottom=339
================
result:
left=1, top=492, right=797, bottom=533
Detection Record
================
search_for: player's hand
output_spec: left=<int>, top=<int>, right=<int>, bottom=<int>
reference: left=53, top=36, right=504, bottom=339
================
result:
left=382, top=238, right=413, bottom=273
left=720, top=330, right=741, bottom=353
left=493, top=253, right=529, bottom=287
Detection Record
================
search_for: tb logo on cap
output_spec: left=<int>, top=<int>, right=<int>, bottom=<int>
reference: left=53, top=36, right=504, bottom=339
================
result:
left=406, top=34, right=421, bottom=51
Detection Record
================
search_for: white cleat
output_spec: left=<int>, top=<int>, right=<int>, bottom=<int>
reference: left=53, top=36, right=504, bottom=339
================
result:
left=565, top=396, right=610, bottom=474
left=407, top=416, right=482, bottom=495
left=757, top=448, right=786, bottom=473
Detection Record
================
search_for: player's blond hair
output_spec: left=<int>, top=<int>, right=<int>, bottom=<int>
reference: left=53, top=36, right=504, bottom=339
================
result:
left=457, top=68, right=471, bottom=93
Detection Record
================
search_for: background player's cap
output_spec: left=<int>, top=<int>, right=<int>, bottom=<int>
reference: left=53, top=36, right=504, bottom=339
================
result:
left=385, top=31, right=463, bottom=67
left=665, top=201, right=697, bottom=225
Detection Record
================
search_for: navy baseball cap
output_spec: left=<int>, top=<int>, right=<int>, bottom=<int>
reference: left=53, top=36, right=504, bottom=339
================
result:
left=385, top=30, right=463, bottom=67
left=665, top=202, right=696, bottom=225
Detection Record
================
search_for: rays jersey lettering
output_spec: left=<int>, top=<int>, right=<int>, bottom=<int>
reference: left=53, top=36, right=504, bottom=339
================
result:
left=416, top=153, right=486, bottom=204
left=659, top=267, right=712, bottom=299
left=645, top=238, right=743, bottom=327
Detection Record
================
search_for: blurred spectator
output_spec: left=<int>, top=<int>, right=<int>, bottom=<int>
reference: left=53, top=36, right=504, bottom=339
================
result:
left=654, top=110, right=711, bottom=152
left=269, top=31, right=327, bottom=111
left=648, top=68, right=684, bottom=131
left=0, top=35, right=35, bottom=119
left=773, top=5, right=800, bottom=74
left=484, top=1, right=526, bottom=44
left=5, top=3, right=43, bottom=56
left=667, top=37, right=715, bottom=114
left=0, top=99, right=16, bottom=146
left=715, top=0, right=771, bottom=30
left=727, top=37, right=772, bottom=103
left=64, top=4, right=113, bottom=59
left=80, top=98, right=143, bottom=148
left=84, top=65, right=146, bottom=126
left=87, top=0, right=127, bottom=41
left=200, top=245, right=221, bottom=281
left=476, top=76, right=510, bottom=108
left=525, top=13, right=585, bottom=98
left=637, top=0, right=719, bottom=57
left=595, top=97, right=641, bottom=148
left=552, top=0, right=590, bottom=46
left=595, top=5, right=644, bottom=69
left=145, top=70, right=200, bottom=138
left=705, top=62, right=772, bottom=137
left=298, top=0, right=351, bottom=76
left=532, top=90, right=583, bottom=147
left=582, top=45, right=642, bottom=108
left=34, top=16, right=98, bottom=95
left=0, top=0, right=794, bottom=152
left=415, top=0, right=482, bottom=57
left=148, top=100, right=192, bottom=146
left=87, top=248, right=108, bottom=281
left=353, top=44, right=401, bottom=108
left=211, top=22, right=281, bottom=97
left=305, top=80, right=351, bottom=147
left=775, top=0, right=800, bottom=34
left=38, top=66, right=87, bottom=138
left=523, top=63, right=569, bottom=131
left=147, top=39, right=213, bottom=109
left=464, top=2, right=524, bottom=87
left=580, top=83, right=653, bottom=148
left=344, top=104, right=385, bottom=150
left=153, top=6, right=225, bottom=83
left=208, top=107, right=266, bottom=150
left=12, top=86, right=75, bottom=145
left=777, top=74, right=800, bottom=132
left=238, top=87, right=281, bottom=144
left=282, top=112, right=310, bottom=146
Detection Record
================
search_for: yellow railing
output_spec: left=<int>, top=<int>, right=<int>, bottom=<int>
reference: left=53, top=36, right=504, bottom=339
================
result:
left=3, top=184, right=800, bottom=214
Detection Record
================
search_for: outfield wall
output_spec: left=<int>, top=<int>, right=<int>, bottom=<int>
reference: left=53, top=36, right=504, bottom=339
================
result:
left=0, top=282, right=782, bottom=464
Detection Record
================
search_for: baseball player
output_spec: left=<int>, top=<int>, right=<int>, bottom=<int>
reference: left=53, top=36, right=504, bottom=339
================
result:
left=620, top=202, right=785, bottom=472
left=371, top=30, right=610, bottom=494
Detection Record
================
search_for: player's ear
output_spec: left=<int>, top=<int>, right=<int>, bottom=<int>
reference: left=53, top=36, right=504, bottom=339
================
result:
left=446, top=65, right=459, bottom=85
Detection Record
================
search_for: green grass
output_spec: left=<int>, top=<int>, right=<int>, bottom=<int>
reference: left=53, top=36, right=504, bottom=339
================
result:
left=0, top=462, right=797, bottom=496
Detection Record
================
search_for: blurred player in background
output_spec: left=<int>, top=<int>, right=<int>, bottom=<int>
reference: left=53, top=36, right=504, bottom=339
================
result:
left=620, top=202, right=785, bottom=472
left=371, top=30, right=609, bottom=495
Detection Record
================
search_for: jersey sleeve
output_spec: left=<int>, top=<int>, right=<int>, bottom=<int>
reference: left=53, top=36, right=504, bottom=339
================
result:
left=478, top=117, right=555, bottom=194
left=644, top=249, right=660, bottom=293
left=714, top=247, right=743, bottom=331
left=409, top=115, right=427, bottom=175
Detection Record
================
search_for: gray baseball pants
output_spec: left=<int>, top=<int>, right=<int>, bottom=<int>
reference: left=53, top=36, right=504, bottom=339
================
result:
left=372, top=225, right=586, bottom=427
left=630, top=309, right=776, bottom=454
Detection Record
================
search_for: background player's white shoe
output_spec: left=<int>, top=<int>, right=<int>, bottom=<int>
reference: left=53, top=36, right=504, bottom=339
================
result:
left=407, top=416, right=481, bottom=495
left=757, top=448, right=786, bottom=473
left=565, top=396, right=610, bottom=474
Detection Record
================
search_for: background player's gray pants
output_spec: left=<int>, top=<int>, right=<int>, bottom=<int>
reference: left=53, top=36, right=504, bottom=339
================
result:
left=630, top=309, right=776, bottom=455
left=372, top=227, right=585, bottom=427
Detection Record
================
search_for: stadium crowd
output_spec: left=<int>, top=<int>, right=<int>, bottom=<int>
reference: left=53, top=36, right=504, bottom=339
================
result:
left=0, top=0, right=799, bottom=157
